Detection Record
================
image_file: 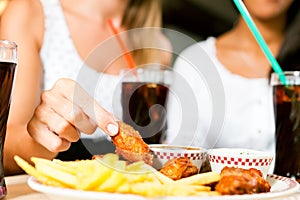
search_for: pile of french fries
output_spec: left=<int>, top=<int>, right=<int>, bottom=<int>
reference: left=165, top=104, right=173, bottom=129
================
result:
left=14, top=154, right=221, bottom=197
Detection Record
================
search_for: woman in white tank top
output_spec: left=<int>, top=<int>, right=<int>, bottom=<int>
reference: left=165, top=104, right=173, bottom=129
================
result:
left=166, top=0, right=300, bottom=174
left=1, top=0, right=171, bottom=175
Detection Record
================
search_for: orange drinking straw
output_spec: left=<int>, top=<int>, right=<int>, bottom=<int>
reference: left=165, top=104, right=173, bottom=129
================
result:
left=107, top=19, right=136, bottom=69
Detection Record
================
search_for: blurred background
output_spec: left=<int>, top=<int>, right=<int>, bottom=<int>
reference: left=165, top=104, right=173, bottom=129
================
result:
left=161, top=0, right=239, bottom=64
left=0, top=0, right=238, bottom=41
left=0, top=0, right=238, bottom=61
left=162, top=0, right=238, bottom=41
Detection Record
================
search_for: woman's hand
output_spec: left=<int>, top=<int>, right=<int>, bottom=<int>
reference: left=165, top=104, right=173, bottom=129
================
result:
left=27, top=78, right=119, bottom=152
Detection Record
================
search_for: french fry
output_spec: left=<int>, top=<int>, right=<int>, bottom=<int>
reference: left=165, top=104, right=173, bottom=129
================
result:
left=153, top=171, right=175, bottom=184
left=52, top=159, right=95, bottom=168
left=130, top=182, right=165, bottom=197
left=32, top=158, right=78, bottom=188
left=94, top=153, right=127, bottom=172
left=164, top=184, right=211, bottom=196
left=116, top=182, right=131, bottom=193
left=96, top=153, right=119, bottom=166
left=13, top=156, right=66, bottom=187
left=31, top=157, right=77, bottom=175
left=110, top=160, right=127, bottom=171
left=96, top=171, right=127, bottom=192
left=130, top=182, right=213, bottom=197
left=14, top=154, right=221, bottom=198
left=193, top=191, right=221, bottom=197
left=75, top=162, right=113, bottom=190
left=126, top=172, right=161, bottom=185
left=125, top=161, right=145, bottom=172
left=139, top=164, right=174, bottom=184
left=174, top=171, right=221, bottom=185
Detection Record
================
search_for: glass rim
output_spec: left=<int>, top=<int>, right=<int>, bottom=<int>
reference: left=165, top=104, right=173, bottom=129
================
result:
left=120, top=64, right=173, bottom=76
left=271, top=71, right=300, bottom=86
left=120, top=65, right=171, bottom=71
left=271, top=71, right=300, bottom=77
left=0, top=40, right=17, bottom=49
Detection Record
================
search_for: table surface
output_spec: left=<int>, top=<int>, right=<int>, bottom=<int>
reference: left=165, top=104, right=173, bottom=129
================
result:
left=5, top=174, right=300, bottom=200
left=5, top=175, right=48, bottom=199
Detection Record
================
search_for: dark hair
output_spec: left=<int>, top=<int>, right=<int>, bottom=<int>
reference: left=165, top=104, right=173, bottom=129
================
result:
left=277, top=1, right=300, bottom=71
left=286, top=0, right=300, bottom=27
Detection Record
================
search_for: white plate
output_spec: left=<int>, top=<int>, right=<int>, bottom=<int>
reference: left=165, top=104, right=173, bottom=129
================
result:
left=28, top=174, right=299, bottom=200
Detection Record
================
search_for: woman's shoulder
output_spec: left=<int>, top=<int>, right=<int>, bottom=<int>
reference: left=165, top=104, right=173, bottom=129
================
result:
left=1, top=0, right=43, bottom=23
left=0, top=0, right=44, bottom=44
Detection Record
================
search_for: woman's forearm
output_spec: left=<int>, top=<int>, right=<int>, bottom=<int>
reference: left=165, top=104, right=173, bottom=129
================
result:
left=4, top=125, right=57, bottom=175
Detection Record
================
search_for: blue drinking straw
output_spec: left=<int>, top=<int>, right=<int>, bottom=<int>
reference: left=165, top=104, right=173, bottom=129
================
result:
left=233, top=0, right=287, bottom=84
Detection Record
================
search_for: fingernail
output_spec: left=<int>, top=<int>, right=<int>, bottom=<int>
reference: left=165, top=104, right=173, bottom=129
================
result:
left=107, top=123, right=119, bottom=136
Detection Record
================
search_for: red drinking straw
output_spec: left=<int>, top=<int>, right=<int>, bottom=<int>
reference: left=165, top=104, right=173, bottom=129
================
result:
left=107, top=19, right=136, bottom=69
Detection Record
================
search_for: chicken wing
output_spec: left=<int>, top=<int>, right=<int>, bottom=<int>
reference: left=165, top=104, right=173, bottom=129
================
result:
left=159, top=157, right=198, bottom=180
left=111, top=121, right=153, bottom=165
left=215, top=166, right=271, bottom=195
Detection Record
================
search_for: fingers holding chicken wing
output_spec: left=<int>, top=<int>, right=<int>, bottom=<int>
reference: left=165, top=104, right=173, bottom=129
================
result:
left=111, top=121, right=153, bottom=165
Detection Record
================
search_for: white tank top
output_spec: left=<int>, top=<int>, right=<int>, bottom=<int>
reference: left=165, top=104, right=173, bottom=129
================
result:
left=167, top=37, right=275, bottom=154
left=39, top=0, right=122, bottom=140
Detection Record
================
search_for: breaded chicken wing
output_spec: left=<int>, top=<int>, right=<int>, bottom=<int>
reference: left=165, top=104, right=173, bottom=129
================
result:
left=182, top=163, right=199, bottom=178
left=215, top=166, right=271, bottom=195
left=111, top=121, right=153, bottom=165
left=159, top=157, right=198, bottom=180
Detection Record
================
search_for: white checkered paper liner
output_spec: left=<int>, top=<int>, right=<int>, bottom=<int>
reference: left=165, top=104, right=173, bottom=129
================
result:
left=153, top=152, right=206, bottom=160
left=208, top=155, right=273, bottom=166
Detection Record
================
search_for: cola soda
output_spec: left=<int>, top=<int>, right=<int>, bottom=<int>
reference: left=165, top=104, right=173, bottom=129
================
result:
left=272, top=72, right=300, bottom=183
left=122, top=82, right=169, bottom=144
left=0, top=40, right=17, bottom=199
